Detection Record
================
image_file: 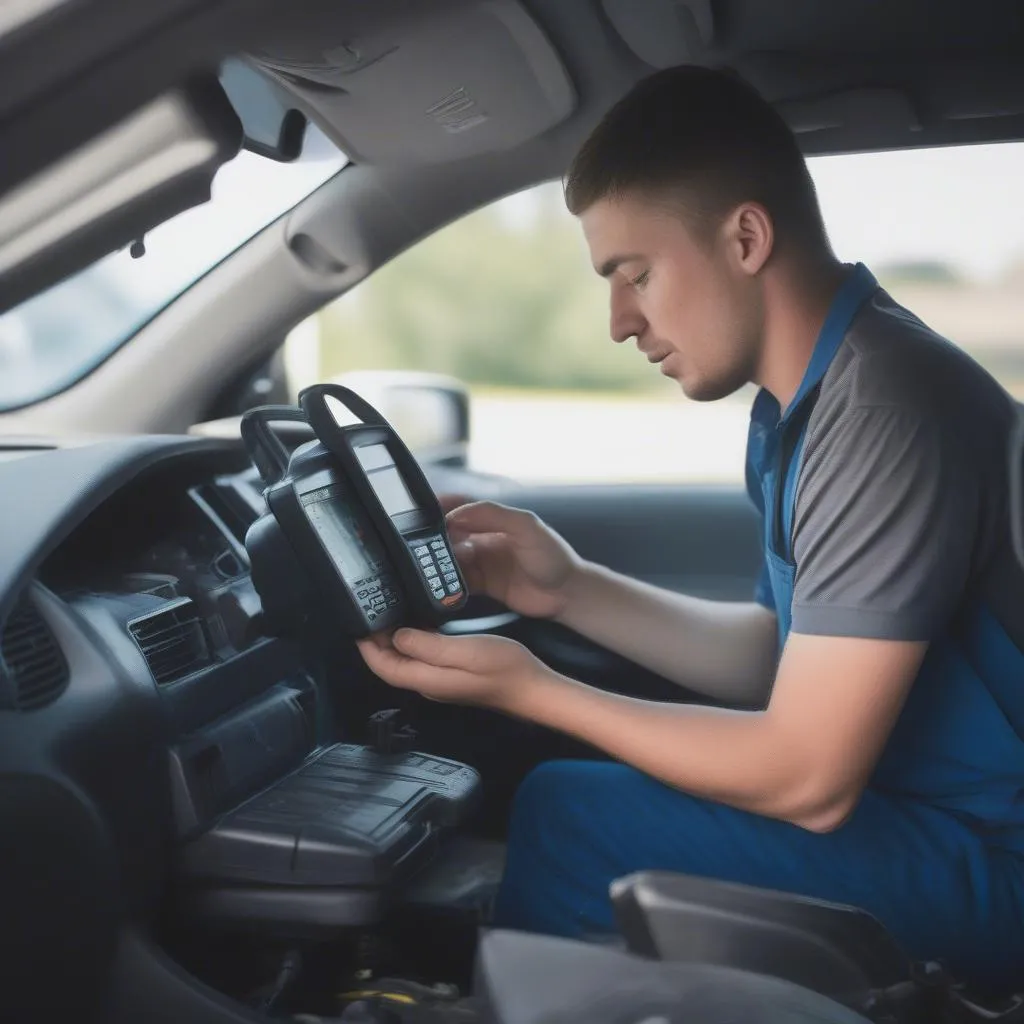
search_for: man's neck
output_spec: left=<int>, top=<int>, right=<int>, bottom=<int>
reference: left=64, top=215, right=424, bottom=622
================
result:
left=755, top=257, right=847, bottom=414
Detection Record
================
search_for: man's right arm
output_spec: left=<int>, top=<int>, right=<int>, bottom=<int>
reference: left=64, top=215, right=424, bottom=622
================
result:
left=557, top=560, right=778, bottom=706
left=443, top=499, right=778, bottom=708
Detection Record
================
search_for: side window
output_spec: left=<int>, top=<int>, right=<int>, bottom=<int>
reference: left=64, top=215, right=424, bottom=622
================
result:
left=809, top=142, right=1024, bottom=399
left=286, top=143, right=1024, bottom=484
left=285, top=181, right=752, bottom=485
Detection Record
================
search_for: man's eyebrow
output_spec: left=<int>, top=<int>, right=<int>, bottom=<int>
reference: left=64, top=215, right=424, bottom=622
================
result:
left=597, top=253, right=644, bottom=278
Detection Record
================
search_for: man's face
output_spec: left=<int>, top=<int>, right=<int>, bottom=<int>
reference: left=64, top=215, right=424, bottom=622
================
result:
left=580, top=192, right=764, bottom=401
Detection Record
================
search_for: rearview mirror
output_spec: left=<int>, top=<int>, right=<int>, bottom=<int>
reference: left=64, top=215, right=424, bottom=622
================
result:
left=219, top=57, right=307, bottom=162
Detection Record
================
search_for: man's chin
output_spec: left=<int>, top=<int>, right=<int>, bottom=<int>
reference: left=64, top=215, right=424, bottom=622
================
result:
left=658, top=354, right=746, bottom=401
left=681, top=384, right=715, bottom=402
left=679, top=374, right=746, bottom=403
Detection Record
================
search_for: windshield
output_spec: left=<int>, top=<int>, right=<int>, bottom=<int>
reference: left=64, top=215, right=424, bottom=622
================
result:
left=0, top=124, right=346, bottom=411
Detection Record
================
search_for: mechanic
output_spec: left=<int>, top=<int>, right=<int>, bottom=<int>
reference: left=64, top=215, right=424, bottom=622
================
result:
left=358, top=66, right=1024, bottom=992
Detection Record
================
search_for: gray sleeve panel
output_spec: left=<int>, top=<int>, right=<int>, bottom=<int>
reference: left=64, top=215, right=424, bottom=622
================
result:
left=790, top=403, right=979, bottom=641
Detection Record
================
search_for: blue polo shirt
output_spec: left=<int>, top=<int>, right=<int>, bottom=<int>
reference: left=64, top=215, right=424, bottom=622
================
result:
left=746, top=263, right=1024, bottom=967
left=493, top=264, right=1024, bottom=995
left=746, top=264, right=1024, bottom=839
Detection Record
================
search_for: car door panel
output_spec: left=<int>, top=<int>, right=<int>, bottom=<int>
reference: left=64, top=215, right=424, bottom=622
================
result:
left=508, top=484, right=762, bottom=601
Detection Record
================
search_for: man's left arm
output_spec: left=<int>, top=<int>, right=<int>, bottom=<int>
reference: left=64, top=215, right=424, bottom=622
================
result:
left=359, top=627, right=925, bottom=831
left=508, top=632, right=929, bottom=832
left=359, top=404, right=977, bottom=831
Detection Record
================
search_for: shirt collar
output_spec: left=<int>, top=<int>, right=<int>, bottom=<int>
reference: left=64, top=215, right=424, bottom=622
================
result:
left=752, top=262, right=879, bottom=429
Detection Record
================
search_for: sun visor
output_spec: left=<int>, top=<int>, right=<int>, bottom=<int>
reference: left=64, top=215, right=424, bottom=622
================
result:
left=248, top=0, right=575, bottom=165
left=0, top=75, right=241, bottom=315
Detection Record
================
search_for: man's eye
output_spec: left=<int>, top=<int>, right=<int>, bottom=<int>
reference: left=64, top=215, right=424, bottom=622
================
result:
left=630, top=270, right=650, bottom=289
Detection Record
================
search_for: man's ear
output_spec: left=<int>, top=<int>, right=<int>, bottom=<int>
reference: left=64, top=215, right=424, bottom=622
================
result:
left=723, top=202, right=773, bottom=276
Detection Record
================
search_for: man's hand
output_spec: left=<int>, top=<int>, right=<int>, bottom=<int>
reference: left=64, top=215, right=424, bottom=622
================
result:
left=356, top=628, right=553, bottom=710
left=439, top=499, right=584, bottom=620
left=437, top=497, right=780, bottom=705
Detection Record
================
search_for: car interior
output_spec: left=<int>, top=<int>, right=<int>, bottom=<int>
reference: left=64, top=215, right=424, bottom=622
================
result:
left=1, top=1, right=1023, bottom=1022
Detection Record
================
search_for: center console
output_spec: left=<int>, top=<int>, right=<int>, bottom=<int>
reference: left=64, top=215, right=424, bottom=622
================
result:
left=168, top=680, right=482, bottom=938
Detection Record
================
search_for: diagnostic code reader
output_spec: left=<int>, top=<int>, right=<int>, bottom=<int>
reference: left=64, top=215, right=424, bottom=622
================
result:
left=241, top=383, right=468, bottom=636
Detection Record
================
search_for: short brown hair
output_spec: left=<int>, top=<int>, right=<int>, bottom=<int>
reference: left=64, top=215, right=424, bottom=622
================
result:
left=564, top=65, right=829, bottom=256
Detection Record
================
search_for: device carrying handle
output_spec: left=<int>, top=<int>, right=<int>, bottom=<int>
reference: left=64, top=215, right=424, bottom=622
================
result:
left=299, top=381, right=445, bottom=523
left=240, top=405, right=310, bottom=486
left=298, top=383, right=389, bottom=434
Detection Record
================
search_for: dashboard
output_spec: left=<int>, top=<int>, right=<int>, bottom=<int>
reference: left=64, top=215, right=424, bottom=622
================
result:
left=0, top=434, right=342, bottom=1018
left=0, top=429, right=501, bottom=1024
left=0, top=431, right=510, bottom=1024
left=41, top=453, right=266, bottom=687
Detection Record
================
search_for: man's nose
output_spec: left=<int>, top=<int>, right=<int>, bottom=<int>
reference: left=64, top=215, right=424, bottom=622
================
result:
left=610, top=289, right=644, bottom=344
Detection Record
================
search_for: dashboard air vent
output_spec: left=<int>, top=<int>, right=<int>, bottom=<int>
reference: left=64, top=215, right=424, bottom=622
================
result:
left=191, top=482, right=258, bottom=549
left=129, top=598, right=212, bottom=685
left=1, top=597, right=69, bottom=710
